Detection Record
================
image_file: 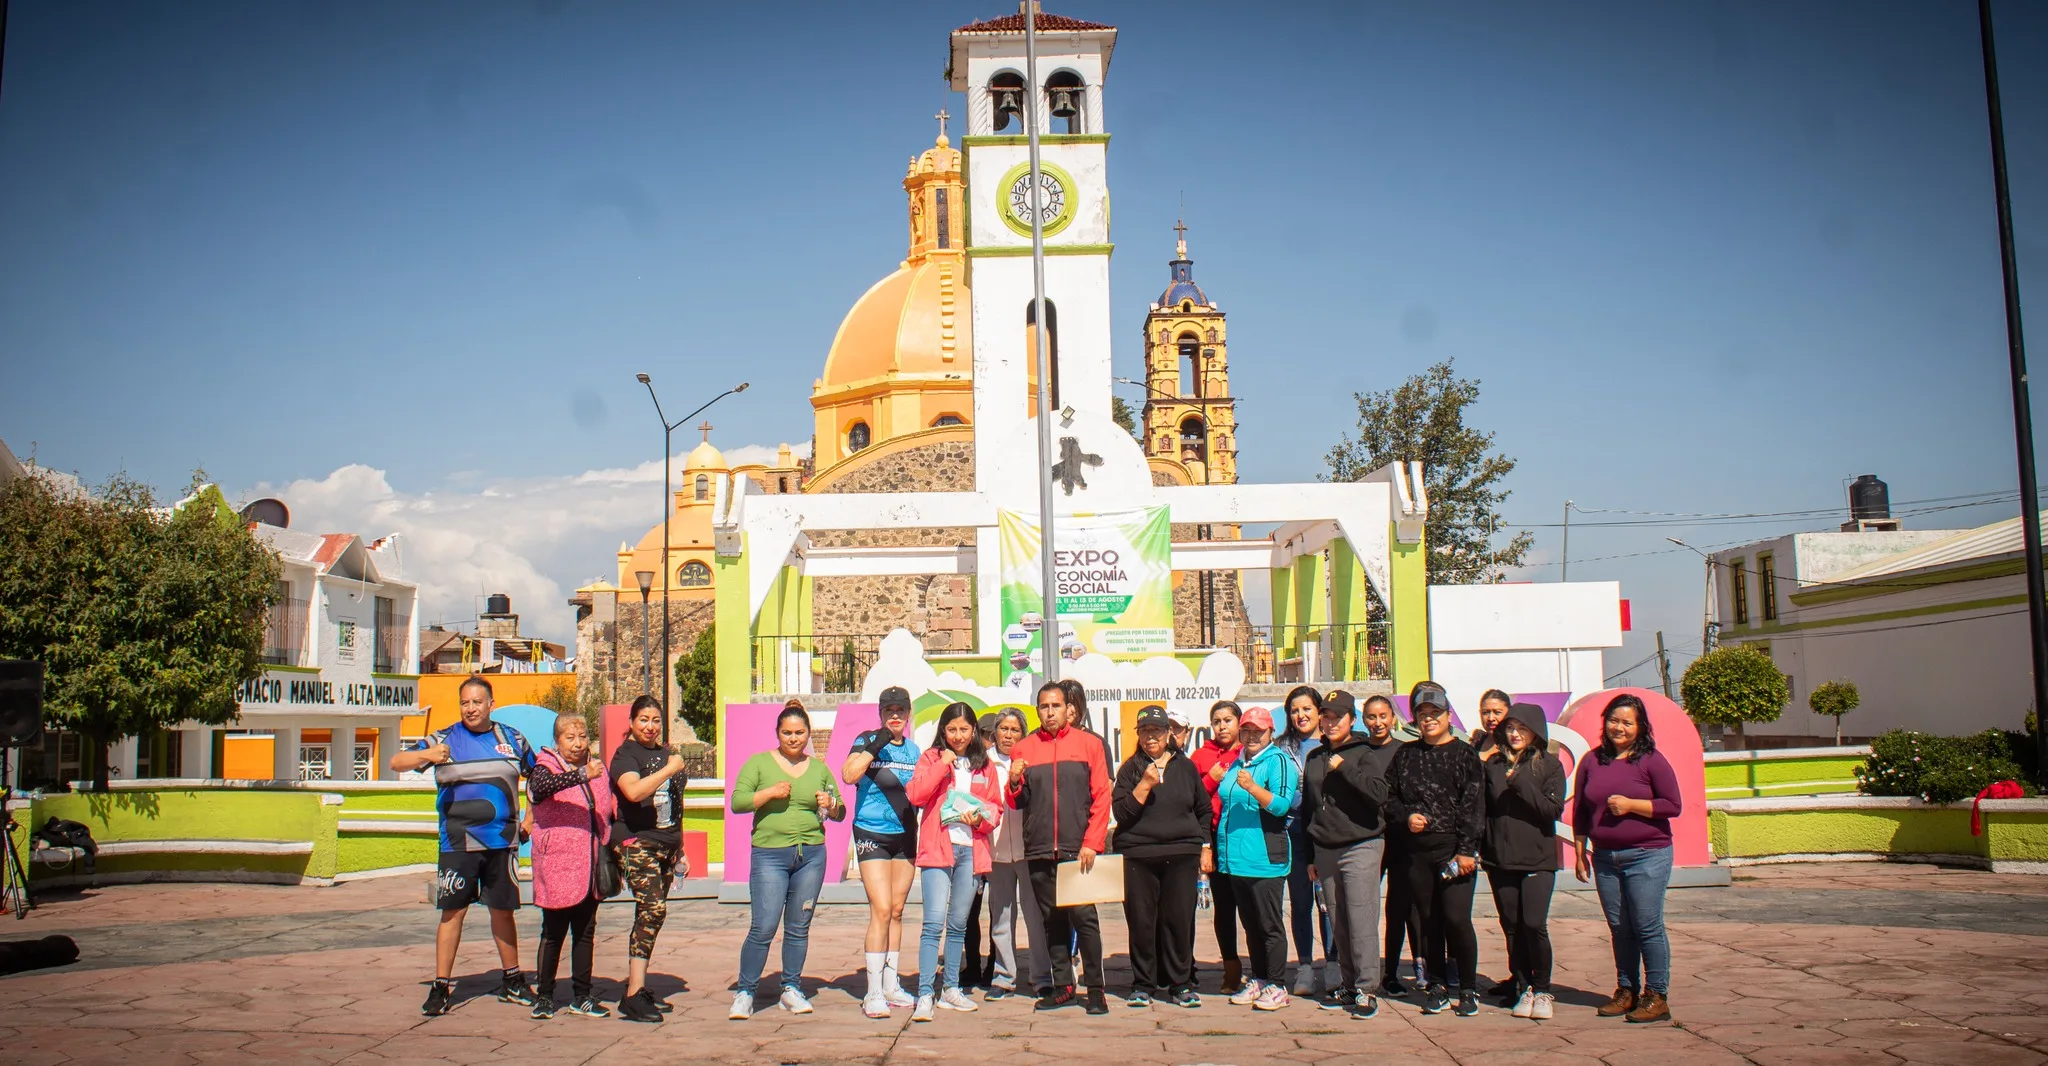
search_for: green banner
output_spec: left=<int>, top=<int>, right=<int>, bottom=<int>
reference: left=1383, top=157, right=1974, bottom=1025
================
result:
left=998, top=507, right=1173, bottom=684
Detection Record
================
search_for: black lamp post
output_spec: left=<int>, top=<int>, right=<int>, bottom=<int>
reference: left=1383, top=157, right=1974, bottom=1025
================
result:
left=636, top=374, right=748, bottom=747
left=635, top=569, right=654, bottom=699
left=1115, top=375, right=1229, bottom=648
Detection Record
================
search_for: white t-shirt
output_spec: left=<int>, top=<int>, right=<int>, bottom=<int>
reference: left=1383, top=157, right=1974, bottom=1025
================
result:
left=948, top=759, right=974, bottom=846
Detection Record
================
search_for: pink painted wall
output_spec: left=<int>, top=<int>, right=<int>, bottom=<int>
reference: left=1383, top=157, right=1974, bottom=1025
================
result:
left=722, top=702, right=880, bottom=884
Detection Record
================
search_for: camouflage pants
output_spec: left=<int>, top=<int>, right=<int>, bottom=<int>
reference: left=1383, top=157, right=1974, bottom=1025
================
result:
left=621, top=840, right=679, bottom=960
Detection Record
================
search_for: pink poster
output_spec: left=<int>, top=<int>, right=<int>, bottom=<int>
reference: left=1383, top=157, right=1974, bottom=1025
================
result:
left=722, top=702, right=880, bottom=884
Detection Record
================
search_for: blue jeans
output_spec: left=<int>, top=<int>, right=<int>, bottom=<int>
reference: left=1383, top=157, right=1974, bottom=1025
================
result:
left=918, top=843, right=977, bottom=996
left=737, top=843, right=828, bottom=995
left=1593, top=845, right=1673, bottom=995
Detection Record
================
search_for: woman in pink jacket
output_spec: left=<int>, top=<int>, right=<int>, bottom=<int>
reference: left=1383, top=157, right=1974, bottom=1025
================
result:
left=525, top=714, right=616, bottom=1019
left=903, top=701, right=1005, bottom=1021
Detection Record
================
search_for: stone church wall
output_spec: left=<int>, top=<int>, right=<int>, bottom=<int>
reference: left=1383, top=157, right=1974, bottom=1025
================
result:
left=808, top=440, right=977, bottom=659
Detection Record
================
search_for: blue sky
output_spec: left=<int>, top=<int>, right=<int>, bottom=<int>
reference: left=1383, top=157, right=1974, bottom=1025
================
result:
left=2, top=1, right=2044, bottom=674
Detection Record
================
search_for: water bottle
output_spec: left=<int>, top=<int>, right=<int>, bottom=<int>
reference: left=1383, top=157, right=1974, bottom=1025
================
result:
left=1196, top=875, right=1213, bottom=911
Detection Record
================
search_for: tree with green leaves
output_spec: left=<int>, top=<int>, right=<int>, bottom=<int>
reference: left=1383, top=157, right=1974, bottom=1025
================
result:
left=1680, top=644, right=1789, bottom=744
left=1112, top=395, right=1138, bottom=437
left=675, top=622, right=718, bottom=743
left=1808, top=679, right=1860, bottom=745
left=1324, top=358, right=1532, bottom=584
left=0, top=471, right=281, bottom=790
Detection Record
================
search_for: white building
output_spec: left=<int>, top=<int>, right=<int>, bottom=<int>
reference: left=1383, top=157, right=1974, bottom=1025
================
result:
left=1429, top=581, right=1627, bottom=723
left=1709, top=519, right=2037, bottom=743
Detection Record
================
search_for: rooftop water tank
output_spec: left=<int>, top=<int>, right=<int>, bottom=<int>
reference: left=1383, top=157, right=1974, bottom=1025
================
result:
left=1848, top=475, right=1890, bottom=521
left=484, top=593, right=512, bottom=617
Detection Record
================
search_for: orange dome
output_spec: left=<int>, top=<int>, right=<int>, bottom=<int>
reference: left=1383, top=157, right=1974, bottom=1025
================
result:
left=815, top=257, right=970, bottom=392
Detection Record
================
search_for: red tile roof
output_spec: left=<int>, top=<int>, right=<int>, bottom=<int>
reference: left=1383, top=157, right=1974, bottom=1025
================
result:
left=312, top=533, right=355, bottom=568
left=956, top=11, right=1114, bottom=33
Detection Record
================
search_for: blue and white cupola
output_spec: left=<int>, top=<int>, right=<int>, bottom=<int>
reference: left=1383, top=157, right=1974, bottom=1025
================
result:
left=1158, top=222, right=1212, bottom=311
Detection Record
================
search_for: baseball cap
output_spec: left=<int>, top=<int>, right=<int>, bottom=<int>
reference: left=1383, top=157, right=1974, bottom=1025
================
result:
left=1409, top=682, right=1450, bottom=713
left=1134, top=705, right=1171, bottom=729
left=1238, top=705, right=1275, bottom=732
left=1166, top=707, right=1193, bottom=729
left=878, top=686, right=912, bottom=714
left=1323, top=690, right=1356, bottom=717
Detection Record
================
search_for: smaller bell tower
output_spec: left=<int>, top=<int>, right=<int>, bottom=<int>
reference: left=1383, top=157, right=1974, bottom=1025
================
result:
left=1141, top=221, right=1235, bottom=486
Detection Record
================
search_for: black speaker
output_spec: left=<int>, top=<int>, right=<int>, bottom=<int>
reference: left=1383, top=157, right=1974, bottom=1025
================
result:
left=0, top=661, right=44, bottom=748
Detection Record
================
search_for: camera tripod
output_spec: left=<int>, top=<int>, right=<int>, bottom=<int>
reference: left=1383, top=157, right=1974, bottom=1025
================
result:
left=1, top=752, right=33, bottom=919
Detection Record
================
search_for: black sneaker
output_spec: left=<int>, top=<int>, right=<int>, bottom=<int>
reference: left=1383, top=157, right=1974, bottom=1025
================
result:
left=1349, top=994, right=1380, bottom=1020
left=1168, top=987, right=1202, bottom=1009
left=497, top=975, right=538, bottom=1007
left=1455, top=990, right=1480, bottom=1017
left=616, top=993, right=663, bottom=1024
left=984, top=986, right=1013, bottom=1001
left=1125, top=989, right=1152, bottom=1008
left=1084, top=988, right=1109, bottom=1015
left=530, top=998, right=558, bottom=1020
left=566, top=997, right=610, bottom=1018
left=1421, top=985, right=1450, bottom=1015
left=1380, top=974, right=1410, bottom=999
left=1035, top=986, right=1078, bottom=1011
left=639, top=989, right=675, bottom=1013
left=421, top=979, right=453, bottom=1017
left=1318, top=987, right=1354, bottom=1012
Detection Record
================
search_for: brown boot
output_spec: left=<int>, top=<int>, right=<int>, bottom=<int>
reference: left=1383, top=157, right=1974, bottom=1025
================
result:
left=1220, top=958, right=1244, bottom=996
left=1626, top=991, right=1670, bottom=1024
left=1596, top=987, right=1637, bottom=1017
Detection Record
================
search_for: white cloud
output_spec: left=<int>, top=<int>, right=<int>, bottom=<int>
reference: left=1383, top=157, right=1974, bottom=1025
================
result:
left=237, top=448, right=795, bottom=645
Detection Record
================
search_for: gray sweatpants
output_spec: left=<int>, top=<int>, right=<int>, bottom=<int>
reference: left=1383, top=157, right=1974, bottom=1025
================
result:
left=984, top=859, right=1043, bottom=992
left=1315, top=838, right=1385, bottom=993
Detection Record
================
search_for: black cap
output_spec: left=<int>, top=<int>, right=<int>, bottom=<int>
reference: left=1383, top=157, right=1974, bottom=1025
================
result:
left=879, top=686, right=911, bottom=712
left=1134, top=704, right=1170, bottom=728
left=1410, top=682, right=1450, bottom=713
left=1323, top=690, right=1356, bottom=717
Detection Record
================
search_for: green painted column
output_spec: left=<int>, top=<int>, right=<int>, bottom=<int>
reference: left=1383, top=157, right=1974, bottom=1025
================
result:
left=1327, top=539, right=1370, bottom=681
left=1387, top=522, right=1430, bottom=691
left=712, top=537, right=750, bottom=779
left=1268, top=568, right=1294, bottom=661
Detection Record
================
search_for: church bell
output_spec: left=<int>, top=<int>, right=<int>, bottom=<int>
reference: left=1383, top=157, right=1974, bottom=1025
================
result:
left=1048, top=87, right=1079, bottom=120
left=993, top=88, right=1023, bottom=127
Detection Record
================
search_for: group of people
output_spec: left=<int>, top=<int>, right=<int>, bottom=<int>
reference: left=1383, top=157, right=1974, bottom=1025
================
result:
left=394, top=679, right=690, bottom=1022
left=404, top=674, right=1685, bottom=1028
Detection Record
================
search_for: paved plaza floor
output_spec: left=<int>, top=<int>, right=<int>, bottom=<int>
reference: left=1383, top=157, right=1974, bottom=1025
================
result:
left=2, top=863, right=2046, bottom=1065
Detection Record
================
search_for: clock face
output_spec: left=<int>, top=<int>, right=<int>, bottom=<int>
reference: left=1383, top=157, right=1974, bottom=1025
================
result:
left=1008, top=171, right=1065, bottom=228
left=997, top=161, right=1077, bottom=237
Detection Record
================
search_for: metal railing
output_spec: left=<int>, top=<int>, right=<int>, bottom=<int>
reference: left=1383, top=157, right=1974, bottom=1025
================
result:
left=373, top=623, right=407, bottom=674
left=1262, top=622, right=1391, bottom=684
left=750, top=634, right=896, bottom=696
left=262, top=599, right=308, bottom=666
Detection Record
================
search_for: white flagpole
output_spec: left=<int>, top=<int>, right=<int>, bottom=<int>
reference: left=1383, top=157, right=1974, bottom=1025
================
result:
left=1024, top=2, right=1060, bottom=684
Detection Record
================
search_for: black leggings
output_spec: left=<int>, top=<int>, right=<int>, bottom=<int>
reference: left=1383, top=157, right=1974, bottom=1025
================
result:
left=1229, top=873, right=1288, bottom=984
left=1210, top=868, right=1240, bottom=963
left=1381, top=850, right=1426, bottom=979
left=1405, top=838, right=1478, bottom=991
left=1487, top=868, right=1555, bottom=991
left=536, top=896, right=599, bottom=1001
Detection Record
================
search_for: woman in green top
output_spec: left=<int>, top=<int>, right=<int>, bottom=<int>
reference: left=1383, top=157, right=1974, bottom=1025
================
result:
left=730, top=701, right=846, bottom=1019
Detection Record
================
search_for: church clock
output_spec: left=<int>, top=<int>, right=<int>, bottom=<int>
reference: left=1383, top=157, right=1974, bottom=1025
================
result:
left=997, top=161, right=1076, bottom=238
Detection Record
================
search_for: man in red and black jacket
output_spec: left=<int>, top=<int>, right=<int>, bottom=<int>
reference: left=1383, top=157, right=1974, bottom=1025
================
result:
left=1006, top=681, right=1113, bottom=1014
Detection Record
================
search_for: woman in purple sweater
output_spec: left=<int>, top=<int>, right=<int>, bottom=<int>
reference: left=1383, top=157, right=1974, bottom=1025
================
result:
left=1571, top=694, right=1679, bottom=1025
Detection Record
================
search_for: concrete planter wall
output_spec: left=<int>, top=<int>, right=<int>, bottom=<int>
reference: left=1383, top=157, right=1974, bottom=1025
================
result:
left=1703, top=745, right=1867, bottom=800
left=1710, top=795, right=2048, bottom=873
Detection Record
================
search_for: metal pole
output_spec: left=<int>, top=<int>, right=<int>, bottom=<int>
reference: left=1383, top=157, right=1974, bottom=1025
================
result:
left=660, top=424, right=672, bottom=747
left=1024, top=2, right=1059, bottom=685
left=640, top=589, right=652, bottom=698
left=1979, top=0, right=2048, bottom=783
left=1655, top=630, right=1674, bottom=701
left=1561, top=500, right=1572, bottom=581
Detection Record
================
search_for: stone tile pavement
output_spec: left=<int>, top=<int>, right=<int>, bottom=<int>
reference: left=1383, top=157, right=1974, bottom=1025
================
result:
left=2, top=863, right=2046, bottom=1065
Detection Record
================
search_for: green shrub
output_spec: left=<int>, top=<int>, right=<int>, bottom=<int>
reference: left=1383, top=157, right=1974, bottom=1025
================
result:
left=1857, top=729, right=2031, bottom=803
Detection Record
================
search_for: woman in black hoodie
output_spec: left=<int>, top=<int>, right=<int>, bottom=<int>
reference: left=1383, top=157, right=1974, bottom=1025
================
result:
left=1482, top=702, right=1565, bottom=1022
left=1302, top=690, right=1391, bottom=1019
left=1112, top=706, right=1214, bottom=1009
left=1385, top=681, right=1485, bottom=1018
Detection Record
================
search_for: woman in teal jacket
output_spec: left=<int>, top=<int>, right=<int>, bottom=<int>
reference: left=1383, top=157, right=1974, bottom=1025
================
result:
left=1214, top=706, right=1299, bottom=1012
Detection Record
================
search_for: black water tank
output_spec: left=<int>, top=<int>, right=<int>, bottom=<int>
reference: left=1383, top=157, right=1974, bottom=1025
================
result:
left=1849, top=475, right=1890, bottom=521
left=484, top=593, right=512, bottom=617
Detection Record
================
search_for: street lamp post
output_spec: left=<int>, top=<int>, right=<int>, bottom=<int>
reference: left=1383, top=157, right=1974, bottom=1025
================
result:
left=1114, top=376, right=1226, bottom=648
left=636, top=375, right=749, bottom=747
left=1023, top=3, right=1061, bottom=684
left=635, top=569, right=654, bottom=699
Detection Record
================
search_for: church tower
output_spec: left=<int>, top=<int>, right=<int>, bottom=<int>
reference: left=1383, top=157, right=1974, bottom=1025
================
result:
left=1141, top=222, right=1235, bottom=486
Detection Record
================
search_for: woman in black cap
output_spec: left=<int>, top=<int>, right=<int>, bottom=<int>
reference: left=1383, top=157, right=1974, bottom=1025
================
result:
left=1483, top=703, right=1565, bottom=1021
left=842, top=685, right=922, bottom=1017
left=1111, top=705, right=1213, bottom=1008
left=1385, top=681, right=1485, bottom=1017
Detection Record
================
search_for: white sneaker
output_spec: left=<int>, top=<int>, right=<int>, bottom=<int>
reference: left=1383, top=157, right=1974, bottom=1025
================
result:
left=728, top=992, right=752, bottom=1020
left=1511, top=989, right=1535, bottom=1019
left=1292, top=966, right=1317, bottom=997
left=1228, top=979, right=1264, bottom=1006
left=882, top=972, right=917, bottom=1008
left=938, top=988, right=979, bottom=1012
left=1531, top=992, right=1554, bottom=1020
left=911, top=994, right=936, bottom=1022
left=862, top=993, right=892, bottom=1019
left=779, top=989, right=813, bottom=1014
left=1253, top=984, right=1291, bottom=1012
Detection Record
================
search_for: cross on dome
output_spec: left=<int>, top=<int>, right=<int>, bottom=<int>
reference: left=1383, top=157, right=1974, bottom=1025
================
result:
left=698, top=420, right=714, bottom=442
left=934, top=108, right=950, bottom=141
left=1173, top=217, right=1188, bottom=259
